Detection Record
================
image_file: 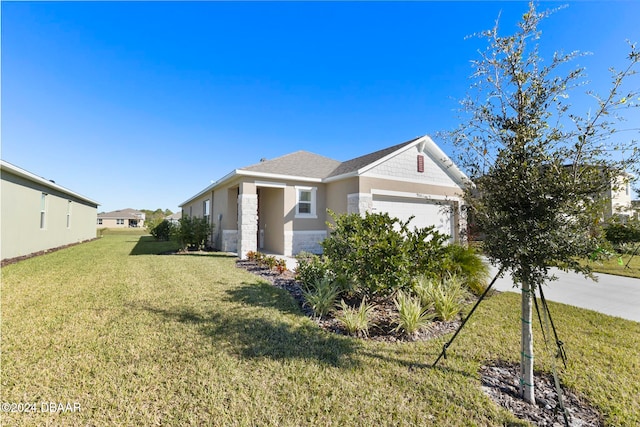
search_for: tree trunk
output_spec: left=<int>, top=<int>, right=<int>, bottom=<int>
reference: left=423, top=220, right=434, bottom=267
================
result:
left=520, top=279, right=535, bottom=404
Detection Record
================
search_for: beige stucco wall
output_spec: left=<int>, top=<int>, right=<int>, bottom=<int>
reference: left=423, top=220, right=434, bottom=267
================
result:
left=358, top=176, right=463, bottom=199
left=258, top=186, right=285, bottom=253
left=326, top=177, right=359, bottom=222
left=1, top=170, right=97, bottom=261
left=607, top=176, right=633, bottom=217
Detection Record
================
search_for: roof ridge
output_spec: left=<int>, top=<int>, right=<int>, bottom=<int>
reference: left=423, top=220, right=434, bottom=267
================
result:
left=240, top=150, right=338, bottom=170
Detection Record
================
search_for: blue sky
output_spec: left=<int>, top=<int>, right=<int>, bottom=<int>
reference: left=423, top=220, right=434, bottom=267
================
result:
left=2, top=1, right=639, bottom=213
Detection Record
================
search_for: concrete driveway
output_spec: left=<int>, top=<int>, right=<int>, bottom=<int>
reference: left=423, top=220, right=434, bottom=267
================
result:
left=487, top=264, right=640, bottom=322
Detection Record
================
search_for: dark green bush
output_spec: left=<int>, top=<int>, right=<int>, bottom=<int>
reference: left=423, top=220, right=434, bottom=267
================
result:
left=321, top=211, right=450, bottom=298
left=604, top=223, right=640, bottom=245
left=150, top=220, right=174, bottom=241
left=295, top=252, right=334, bottom=288
left=174, top=216, right=213, bottom=250
left=440, top=244, right=490, bottom=295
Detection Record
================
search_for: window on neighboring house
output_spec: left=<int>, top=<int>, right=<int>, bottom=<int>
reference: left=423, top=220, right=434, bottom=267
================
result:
left=97, top=218, right=103, bottom=225
left=67, top=200, right=72, bottom=228
left=117, top=219, right=125, bottom=225
left=40, top=193, right=47, bottom=229
left=296, top=186, right=317, bottom=218
left=204, top=199, right=210, bottom=223
left=189, top=206, right=193, bottom=217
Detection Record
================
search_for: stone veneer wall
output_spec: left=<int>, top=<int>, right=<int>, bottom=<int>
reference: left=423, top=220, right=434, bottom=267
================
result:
left=221, top=230, right=238, bottom=253
left=237, top=193, right=257, bottom=258
left=347, top=193, right=373, bottom=215
left=284, top=230, right=327, bottom=255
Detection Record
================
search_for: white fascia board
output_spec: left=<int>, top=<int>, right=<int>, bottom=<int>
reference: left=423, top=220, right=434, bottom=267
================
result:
left=179, top=170, right=239, bottom=207
left=322, top=171, right=358, bottom=183
left=1, top=160, right=100, bottom=206
left=236, top=170, right=323, bottom=183
left=254, top=180, right=287, bottom=189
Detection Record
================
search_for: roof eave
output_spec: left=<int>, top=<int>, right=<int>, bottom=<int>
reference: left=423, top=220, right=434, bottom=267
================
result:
left=237, top=169, right=323, bottom=183
left=179, top=169, right=239, bottom=207
left=1, top=160, right=100, bottom=207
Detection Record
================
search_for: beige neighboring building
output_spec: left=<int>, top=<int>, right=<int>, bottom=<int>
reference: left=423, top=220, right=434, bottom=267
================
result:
left=1, top=160, right=99, bottom=262
left=97, top=208, right=145, bottom=228
left=605, top=173, right=634, bottom=219
left=165, top=211, right=182, bottom=224
left=180, top=135, right=470, bottom=258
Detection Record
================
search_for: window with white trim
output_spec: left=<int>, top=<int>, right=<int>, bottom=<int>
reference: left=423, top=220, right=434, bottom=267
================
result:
left=203, top=199, right=210, bottom=223
left=67, top=200, right=72, bottom=228
left=97, top=218, right=103, bottom=225
left=117, top=219, right=125, bottom=225
left=40, top=193, right=47, bottom=229
left=295, top=186, right=317, bottom=218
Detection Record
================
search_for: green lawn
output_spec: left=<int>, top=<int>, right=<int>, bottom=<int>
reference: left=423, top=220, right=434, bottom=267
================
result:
left=586, top=254, right=640, bottom=278
left=2, top=235, right=639, bottom=426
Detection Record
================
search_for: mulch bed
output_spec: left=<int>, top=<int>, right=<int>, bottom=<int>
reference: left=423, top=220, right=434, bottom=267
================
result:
left=236, top=259, right=604, bottom=426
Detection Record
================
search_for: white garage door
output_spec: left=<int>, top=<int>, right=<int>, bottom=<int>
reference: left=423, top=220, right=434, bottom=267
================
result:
left=371, top=195, right=454, bottom=239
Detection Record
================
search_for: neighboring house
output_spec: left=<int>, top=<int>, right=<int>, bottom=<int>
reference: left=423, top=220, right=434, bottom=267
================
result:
left=180, top=135, right=469, bottom=258
left=631, top=200, right=640, bottom=221
left=97, top=208, right=145, bottom=228
left=605, top=173, right=633, bottom=219
left=165, top=211, right=182, bottom=224
left=1, top=160, right=99, bottom=262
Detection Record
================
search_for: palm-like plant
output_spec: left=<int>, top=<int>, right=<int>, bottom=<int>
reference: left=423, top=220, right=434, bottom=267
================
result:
left=302, top=277, right=340, bottom=317
left=394, top=291, right=433, bottom=336
left=336, top=298, right=376, bottom=337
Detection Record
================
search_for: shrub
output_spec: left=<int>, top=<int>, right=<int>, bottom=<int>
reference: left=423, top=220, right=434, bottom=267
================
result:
left=394, top=291, right=433, bottom=336
left=616, top=242, right=640, bottom=255
left=274, top=259, right=287, bottom=275
left=434, top=275, right=468, bottom=321
left=605, top=222, right=640, bottom=245
left=322, top=211, right=449, bottom=298
left=262, top=255, right=278, bottom=270
left=336, top=298, right=376, bottom=337
left=295, top=252, right=334, bottom=288
left=414, top=275, right=469, bottom=321
left=174, top=216, right=213, bottom=250
left=302, top=277, right=341, bottom=318
left=440, top=244, right=489, bottom=296
left=150, top=219, right=174, bottom=241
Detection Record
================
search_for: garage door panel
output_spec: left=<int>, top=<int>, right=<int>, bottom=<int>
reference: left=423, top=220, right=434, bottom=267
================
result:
left=372, top=195, right=453, bottom=239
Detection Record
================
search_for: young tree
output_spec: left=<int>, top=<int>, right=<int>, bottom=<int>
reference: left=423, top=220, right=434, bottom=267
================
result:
left=450, top=2, right=639, bottom=404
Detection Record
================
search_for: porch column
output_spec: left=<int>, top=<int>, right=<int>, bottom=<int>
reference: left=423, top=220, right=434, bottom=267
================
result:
left=347, top=193, right=373, bottom=216
left=237, top=182, right=258, bottom=259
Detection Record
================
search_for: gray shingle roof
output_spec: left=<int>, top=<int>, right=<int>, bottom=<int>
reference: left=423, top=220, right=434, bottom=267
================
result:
left=326, top=137, right=422, bottom=178
left=240, top=151, right=342, bottom=179
left=98, top=208, right=144, bottom=219
left=240, top=137, right=423, bottom=180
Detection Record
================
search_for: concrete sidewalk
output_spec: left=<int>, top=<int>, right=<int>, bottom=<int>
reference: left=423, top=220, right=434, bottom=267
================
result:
left=487, top=265, right=640, bottom=322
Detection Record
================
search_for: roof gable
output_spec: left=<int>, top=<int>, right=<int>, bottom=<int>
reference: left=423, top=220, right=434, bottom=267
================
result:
left=326, top=137, right=422, bottom=178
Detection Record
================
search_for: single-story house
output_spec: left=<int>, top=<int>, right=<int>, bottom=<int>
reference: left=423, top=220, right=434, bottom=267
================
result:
left=165, top=211, right=182, bottom=224
left=180, top=135, right=470, bottom=258
left=97, top=208, right=145, bottom=228
left=1, top=160, right=99, bottom=262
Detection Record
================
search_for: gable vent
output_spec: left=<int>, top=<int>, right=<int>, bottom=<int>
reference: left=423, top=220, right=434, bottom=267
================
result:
left=417, top=155, right=425, bottom=173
